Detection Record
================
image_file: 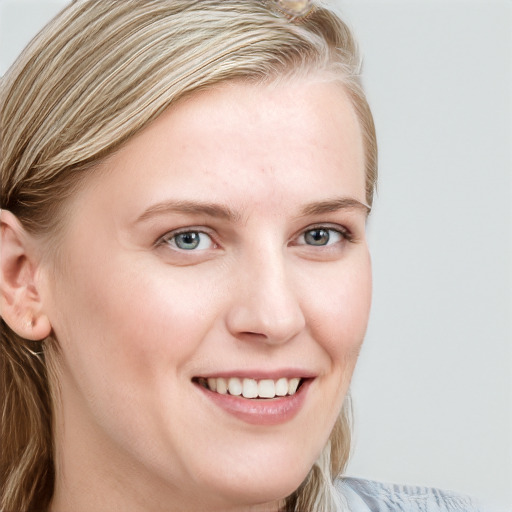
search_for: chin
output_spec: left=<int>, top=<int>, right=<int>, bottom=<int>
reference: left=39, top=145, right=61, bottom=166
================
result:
left=196, top=453, right=314, bottom=510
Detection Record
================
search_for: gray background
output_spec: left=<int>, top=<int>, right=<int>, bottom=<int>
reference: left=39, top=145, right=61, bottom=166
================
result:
left=0, top=0, right=510, bottom=508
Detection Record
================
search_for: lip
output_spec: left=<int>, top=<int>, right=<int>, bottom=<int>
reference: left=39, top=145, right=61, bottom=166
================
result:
left=194, top=377, right=313, bottom=426
left=197, top=368, right=317, bottom=380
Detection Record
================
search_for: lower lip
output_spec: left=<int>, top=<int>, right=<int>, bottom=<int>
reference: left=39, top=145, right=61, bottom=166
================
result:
left=195, top=380, right=312, bottom=426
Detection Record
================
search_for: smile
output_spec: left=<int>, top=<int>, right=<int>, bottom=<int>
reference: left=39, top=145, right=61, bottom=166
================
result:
left=196, top=376, right=302, bottom=399
left=194, top=374, right=312, bottom=425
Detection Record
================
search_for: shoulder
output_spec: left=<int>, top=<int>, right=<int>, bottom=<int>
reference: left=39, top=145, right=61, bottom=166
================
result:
left=336, top=477, right=486, bottom=512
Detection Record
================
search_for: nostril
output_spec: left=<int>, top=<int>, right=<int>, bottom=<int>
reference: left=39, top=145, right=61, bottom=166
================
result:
left=238, top=331, right=270, bottom=341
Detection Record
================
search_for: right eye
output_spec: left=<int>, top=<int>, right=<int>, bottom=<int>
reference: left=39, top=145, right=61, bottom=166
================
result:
left=301, top=227, right=343, bottom=247
left=160, top=231, right=215, bottom=251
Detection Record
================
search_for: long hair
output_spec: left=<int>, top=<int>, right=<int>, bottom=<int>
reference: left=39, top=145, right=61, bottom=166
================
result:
left=0, top=1, right=377, bottom=510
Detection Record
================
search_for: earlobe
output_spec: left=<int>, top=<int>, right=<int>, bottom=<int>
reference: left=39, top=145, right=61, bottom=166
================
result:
left=0, top=209, right=52, bottom=341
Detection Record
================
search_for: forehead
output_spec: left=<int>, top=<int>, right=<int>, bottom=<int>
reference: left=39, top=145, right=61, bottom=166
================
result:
left=168, top=77, right=363, bottom=158
left=83, top=77, right=366, bottom=218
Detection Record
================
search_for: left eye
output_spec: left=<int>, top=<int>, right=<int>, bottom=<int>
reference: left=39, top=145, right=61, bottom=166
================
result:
left=299, top=228, right=344, bottom=246
left=164, top=231, right=214, bottom=251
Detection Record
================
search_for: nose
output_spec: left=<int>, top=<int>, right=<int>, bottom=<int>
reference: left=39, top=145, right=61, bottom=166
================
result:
left=225, top=250, right=306, bottom=345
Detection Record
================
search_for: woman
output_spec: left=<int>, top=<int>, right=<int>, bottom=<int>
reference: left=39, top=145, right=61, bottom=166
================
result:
left=0, top=1, right=483, bottom=511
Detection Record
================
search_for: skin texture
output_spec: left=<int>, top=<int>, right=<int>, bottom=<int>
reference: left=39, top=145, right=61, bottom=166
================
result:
left=2, top=78, right=372, bottom=511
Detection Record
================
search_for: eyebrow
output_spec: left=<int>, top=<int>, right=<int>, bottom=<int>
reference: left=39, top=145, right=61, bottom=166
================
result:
left=136, top=196, right=371, bottom=224
left=300, top=198, right=371, bottom=216
left=136, top=200, right=242, bottom=223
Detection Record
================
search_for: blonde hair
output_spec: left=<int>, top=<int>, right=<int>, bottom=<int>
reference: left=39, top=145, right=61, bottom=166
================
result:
left=0, top=1, right=377, bottom=510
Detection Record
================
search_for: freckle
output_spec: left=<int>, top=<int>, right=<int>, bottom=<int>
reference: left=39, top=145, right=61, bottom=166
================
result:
left=259, top=166, right=275, bottom=175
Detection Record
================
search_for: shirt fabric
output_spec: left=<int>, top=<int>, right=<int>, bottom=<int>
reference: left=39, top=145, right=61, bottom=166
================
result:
left=337, top=477, right=487, bottom=512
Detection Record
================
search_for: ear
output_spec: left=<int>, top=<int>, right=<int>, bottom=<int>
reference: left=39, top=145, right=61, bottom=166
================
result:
left=0, top=209, right=52, bottom=341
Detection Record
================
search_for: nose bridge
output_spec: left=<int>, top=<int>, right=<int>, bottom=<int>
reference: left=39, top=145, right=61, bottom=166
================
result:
left=225, top=242, right=306, bottom=344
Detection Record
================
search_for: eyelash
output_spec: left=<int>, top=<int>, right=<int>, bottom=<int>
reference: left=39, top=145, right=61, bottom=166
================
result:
left=156, top=224, right=353, bottom=252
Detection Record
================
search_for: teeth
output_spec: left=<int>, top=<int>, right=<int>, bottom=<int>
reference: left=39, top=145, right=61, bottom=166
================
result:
left=288, top=378, right=300, bottom=395
left=258, top=379, right=275, bottom=398
left=242, top=378, right=258, bottom=398
left=207, top=378, right=217, bottom=392
left=216, top=377, right=228, bottom=395
left=200, top=376, right=304, bottom=399
left=275, top=377, right=288, bottom=396
left=228, top=377, right=242, bottom=396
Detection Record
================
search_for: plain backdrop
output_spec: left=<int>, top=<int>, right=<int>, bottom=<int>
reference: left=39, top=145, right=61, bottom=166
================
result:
left=0, top=0, right=510, bottom=509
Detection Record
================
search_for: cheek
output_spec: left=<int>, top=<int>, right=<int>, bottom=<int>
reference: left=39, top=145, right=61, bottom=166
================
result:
left=302, top=253, right=372, bottom=366
left=48, top=251, right=221, bottom=401
left=46, top=254, right=226, bottom=459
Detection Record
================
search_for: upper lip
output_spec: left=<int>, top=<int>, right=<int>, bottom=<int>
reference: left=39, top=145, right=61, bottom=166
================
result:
left=193, top=369, right=317, bottom=380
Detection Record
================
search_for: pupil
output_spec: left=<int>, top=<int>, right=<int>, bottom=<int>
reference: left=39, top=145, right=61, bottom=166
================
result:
left=176, top=232, right=200, bottom=249
left=306, top=229, right=329, bottom=246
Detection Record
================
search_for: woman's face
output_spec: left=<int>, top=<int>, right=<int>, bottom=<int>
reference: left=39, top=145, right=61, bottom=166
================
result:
left=43, top=78, right=372, bottom=512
